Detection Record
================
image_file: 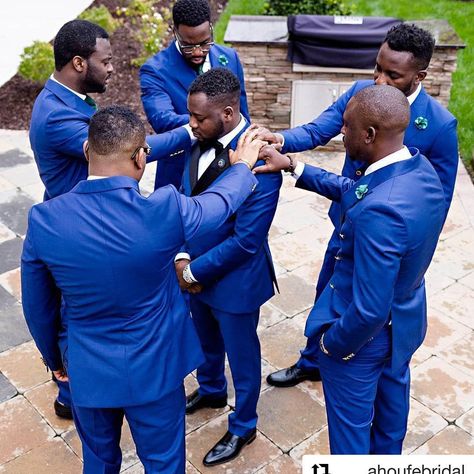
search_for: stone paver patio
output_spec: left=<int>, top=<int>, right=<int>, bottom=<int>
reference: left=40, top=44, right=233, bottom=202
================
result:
left=0, top=129, right=473, bottom=472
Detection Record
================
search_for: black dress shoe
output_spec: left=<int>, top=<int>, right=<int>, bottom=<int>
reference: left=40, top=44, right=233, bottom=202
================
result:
left=203, top=429, right=257, bottom=466
left=185, top=389, right=227, bottom=414
left=54, top=399, right=73, bottom=420
left=266, top=364, right=321, bottom=387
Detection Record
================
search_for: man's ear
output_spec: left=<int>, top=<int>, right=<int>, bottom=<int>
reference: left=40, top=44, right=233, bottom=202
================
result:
left=365, top=126, right=376, bottom=144
left=223, top=105, right=234, bottom=122
left=83, top=140, right=90, bottom=162
left=72, top=56, right=85, bottom=73
left=134, top=148, right=146, bottom=170
left=416, top=70, right=427, bottom=84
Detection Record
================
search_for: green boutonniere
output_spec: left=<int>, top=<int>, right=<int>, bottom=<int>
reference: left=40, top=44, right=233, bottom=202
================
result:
left=414, top=116, right=428, bottom=130
left=218, top=54, right=229, bottom=66
left=355, top=184, right=369, bottom=200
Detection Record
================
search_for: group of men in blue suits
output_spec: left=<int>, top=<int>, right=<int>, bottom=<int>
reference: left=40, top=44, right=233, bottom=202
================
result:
left=23, top=0, right=460, bottom=469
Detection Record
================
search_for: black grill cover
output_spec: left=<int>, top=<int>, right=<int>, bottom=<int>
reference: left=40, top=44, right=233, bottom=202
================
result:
left=288, top=15, right=401, bottom=69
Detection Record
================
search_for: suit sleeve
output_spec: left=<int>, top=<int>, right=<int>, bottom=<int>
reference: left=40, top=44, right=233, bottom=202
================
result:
left=174, top=163, right=258, bottom=242
left=21, top=209, right=63, bottom=370
left=188, top=171, right=282, bottom=284
left=296, top=164, right=355, bottom=202
left=234, top=51, right=251, bottom=123
left=45, top=109, right=88, bottom=162
left=426, top=118, right=458, bottom=212
left=323, top=205, right=407, bottom=359
left=281, top=81, right=357, bottom=153
left=146, top=126, right=191, bottom=163
left=140, top=62, right=189, bottom=133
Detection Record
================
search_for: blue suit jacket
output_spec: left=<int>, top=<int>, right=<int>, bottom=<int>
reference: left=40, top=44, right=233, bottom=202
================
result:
left=181, top=126, right=282, bottom=314
left=29, top=79, right=191, bottom=200
left=282, top=80, right=458, bottom=214
left=140, top=43, right=250, bottom=189
left=21, top=168, right=257, bottom=408
left=299, top=150, right=446, bottom=370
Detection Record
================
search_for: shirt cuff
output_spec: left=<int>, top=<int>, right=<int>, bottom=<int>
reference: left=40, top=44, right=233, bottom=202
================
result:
left=275, top=133, right=285, bottom=148
left=292, top=161, right=305, bottom=179
left=182, top=124, right=196, bottom=141
left=175, top=252, right=191, bottom=262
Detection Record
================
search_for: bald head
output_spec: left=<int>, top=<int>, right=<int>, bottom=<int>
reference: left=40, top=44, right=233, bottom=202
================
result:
left=341, top=85, right=410, bottom=164
left=350, top=85, right=410, bottom=134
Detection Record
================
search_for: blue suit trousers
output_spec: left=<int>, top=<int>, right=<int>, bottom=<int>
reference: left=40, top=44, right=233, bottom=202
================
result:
left=319, top=326, right=410, bottom=454
left=297, top=229, right=339, bottom=372
left=73, top=386, right=186, bottom=474
left=190, top=297, right=261, bottom=437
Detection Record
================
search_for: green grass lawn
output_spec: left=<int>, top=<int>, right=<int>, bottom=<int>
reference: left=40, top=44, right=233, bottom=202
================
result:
left=215, top=0, right=474, bottom=166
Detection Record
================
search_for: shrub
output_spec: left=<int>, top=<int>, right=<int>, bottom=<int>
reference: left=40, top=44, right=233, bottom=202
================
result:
left=264, top=0, right=352, bottom=16
left=117, top=0, right=173, bottom=67
left=78, top=5, right=121, bottom=33
left=18, top=41, right=55, bottom=83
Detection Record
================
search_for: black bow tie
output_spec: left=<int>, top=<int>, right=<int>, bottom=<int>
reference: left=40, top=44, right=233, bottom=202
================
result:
left=199, top=140, right=224, bottom=155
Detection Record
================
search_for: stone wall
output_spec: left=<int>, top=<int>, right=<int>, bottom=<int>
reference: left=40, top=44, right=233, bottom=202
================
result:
left=231, top=42, right=459, bottom=132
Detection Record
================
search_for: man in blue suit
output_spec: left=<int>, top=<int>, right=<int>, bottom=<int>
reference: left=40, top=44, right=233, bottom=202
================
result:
left=262, top=23, right=458, bottom=388
left=140, top=0, right=250, bottom=189
left=30, top=19, right=191, bottom=201
left=29, top=19, right=192, bottom=418
left=174, top=68, right=281, bottom=466
left=255, top=85, right=447, bottom=453
left=22, top=105, right=265, bottom=473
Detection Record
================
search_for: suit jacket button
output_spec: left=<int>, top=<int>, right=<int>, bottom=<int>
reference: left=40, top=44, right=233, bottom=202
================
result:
left=355, top=170, right=362, bottom=176
left=335, top=255, right=342, bottom=261
left=329, top=283, right=335, bottom=289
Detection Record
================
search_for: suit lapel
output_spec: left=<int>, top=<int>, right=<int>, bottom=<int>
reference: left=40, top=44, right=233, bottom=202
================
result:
left=405, top=87, right=429, bottom=147
left=45, top=79, right=96, bottom=117
left=341, top=151, right=421, bottom=219
left=167, top=43, right=199, bottom=93
left=192, top=147, right=231, bottom=196
left=189, top=143, right=201, bottom=191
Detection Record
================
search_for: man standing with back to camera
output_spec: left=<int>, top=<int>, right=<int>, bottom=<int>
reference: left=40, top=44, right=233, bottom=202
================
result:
left=261, top=23, right=459, bottom=389
left=140, top=0, right=250, bottom=189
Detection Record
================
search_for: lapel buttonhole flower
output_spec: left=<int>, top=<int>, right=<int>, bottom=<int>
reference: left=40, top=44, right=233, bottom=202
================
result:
left=355, top=184, right=369, bottom=200
left=414, top=116, right=428, bottom=130
left=218, top=54, right=229, bottom=67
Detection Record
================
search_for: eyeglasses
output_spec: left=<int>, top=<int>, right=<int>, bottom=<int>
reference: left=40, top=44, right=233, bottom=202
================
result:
left=130, top=145, right=152, bottom=160
left=174, top=25, right=214, bottom=55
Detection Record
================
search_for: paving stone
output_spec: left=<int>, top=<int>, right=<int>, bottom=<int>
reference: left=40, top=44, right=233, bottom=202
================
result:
left=255, top=453, right=300, bottom=473
left=457, top=408, right=474, bottom=436
left=403, top=398, right=448, bottom=454
left=0, top=436, right=81, bottom=474
left=0, top=372, right=17, bottom=402
left=260, top=315, right=307, bottom=370
left=257, top=386, right=327, bottom=452
left=185, top=461, right=199, bottom=474
left=0, top=267, right=21, bottom=302
left=21, top=182, right=45, bottom=204
left=424, top=266, right=455, bottom=296
left=422, top=309, right=471, bottom=353
left=278, top=175, right=313, bottom=204
left=0, top=285, right=31, bottom=352
left=0, top=190, right=35, bottom=236
left=412, top=425, right=474, bottom=454
left=439, top=197, right=471, bottom=241
left=0, top=341, right=49, bottom=392
left=0, top=176, right=16, bottom=194
left=289, top=427, right=330, bottom=460
left=25, top=381, right=73, bottom=435
left=439, top=331, right=474, bottom=378
left=411, top=347, right=433, bottom=368
left=429, top=239, right=474, bottom=281
left=0, top=396, right=55, bottom=464
left=0, top=149, right=32, bottom=168
left=260, top=302, right=287, bottom=329
left=121, top=462, right=144, bottom=473
left=185, top=414, right=281, bottom=473
left=411, top=356, right=474, bottom=422
left=458, top=271, right=474, bottom=291
left=430, top=283, right=474, bottom=330
left=0, top=238, right=23, bottom=275
left=0, top=164, right=41, bottom=190
left=0, top=223, right=15, bottom=245
left=269, top=272, right=314, bottom=317
left=63, top=420, right=139, bottom=470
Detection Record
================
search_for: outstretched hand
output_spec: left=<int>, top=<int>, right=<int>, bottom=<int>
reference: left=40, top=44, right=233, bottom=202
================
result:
left=253, top=145, right=294, bottom=174
left=53, top=368, right=69, bottom=383
left=229, top=126, right=268, bottom=169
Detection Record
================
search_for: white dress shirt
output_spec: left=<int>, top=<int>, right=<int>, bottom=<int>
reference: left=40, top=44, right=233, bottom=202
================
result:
left=50, top=74, right=86, bottom=100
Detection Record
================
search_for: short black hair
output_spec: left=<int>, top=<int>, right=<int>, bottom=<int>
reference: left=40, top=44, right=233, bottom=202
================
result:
left=88, top=105, right=145, bottom=156
left=173, top=0, right=211, bottom=27
left=54, top=19, right=109, bottom=71
left=384, top=23, right=435, bottom=70
left=189, top=68, right=240, bottom=106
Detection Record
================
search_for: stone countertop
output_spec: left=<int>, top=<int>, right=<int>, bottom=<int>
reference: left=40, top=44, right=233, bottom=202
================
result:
left=224, top=15, right=465, bottom=49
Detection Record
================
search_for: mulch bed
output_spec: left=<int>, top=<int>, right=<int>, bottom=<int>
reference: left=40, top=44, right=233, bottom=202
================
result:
left=0, top=0, right=227, bottom=132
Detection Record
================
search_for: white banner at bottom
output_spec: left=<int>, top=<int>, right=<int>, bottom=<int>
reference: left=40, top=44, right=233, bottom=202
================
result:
left=302, top=455, right=472, bottom=474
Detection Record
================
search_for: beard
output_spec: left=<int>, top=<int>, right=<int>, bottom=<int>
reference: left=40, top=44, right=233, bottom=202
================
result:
left=84, top=66, right=107, bottom=94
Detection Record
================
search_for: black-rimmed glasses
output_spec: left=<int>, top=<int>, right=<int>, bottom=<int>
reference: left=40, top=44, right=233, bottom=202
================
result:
left=130, top=145, right=152, bottom=160
left=174, top=25, right=214, bottom=55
